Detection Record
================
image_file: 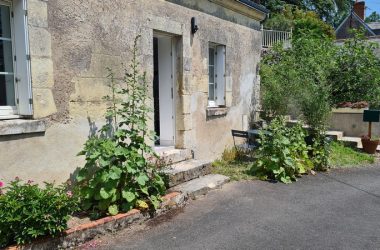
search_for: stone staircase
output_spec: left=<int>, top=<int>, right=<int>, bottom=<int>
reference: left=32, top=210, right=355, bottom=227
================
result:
left=156, top=147, right=230, bottom=199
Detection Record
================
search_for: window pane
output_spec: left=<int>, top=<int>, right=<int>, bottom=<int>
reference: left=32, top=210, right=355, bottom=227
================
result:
left=0, top=74, right=15, bottom=106
left=208, top=66, right=214, bottom=83
left=0, top=5, right=11, bottom=38
left=208, top=83, right=214, bottom=101
left=0, top=40, right=13, bottom=72
left=209, top=48, right=214, bottom=66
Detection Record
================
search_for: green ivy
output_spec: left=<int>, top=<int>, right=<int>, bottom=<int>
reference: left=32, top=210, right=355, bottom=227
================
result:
left=75, top=35, right=166, bottom=218
left=0, top=179, right=78, bottom=247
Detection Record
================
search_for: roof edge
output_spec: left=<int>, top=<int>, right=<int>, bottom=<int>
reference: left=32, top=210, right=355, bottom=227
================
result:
left=209, top=0, right=268, bottom=22
left=236, top=0, right=270, bottom=15
left=336, top=11, right=376, bottom=36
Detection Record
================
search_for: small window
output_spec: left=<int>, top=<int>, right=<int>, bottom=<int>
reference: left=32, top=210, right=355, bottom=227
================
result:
left=208, top=44, right=226, bottom=107
left=0, top=0, right=32, bottom=118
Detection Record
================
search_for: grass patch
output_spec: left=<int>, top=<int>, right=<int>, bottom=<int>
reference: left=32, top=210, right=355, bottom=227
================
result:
left=211, top=147, right=256, bottom=181
left=211, top=160, right=256, bottom=181
left=329, top=142, right=375, bottom=168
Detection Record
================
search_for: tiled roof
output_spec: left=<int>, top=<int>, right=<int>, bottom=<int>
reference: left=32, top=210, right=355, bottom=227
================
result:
left=368, top=22, right=380, bottom=31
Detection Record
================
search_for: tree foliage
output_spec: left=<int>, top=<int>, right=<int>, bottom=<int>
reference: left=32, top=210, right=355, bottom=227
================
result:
left=261, top=0, right=352, bottom=24
left=330, top=31, right=380, bottom=106
left=260, top=34, right=336, bottom=130
left=263, top=5, right=335, bottom=39
left=365, top=11, right=380, bottom=23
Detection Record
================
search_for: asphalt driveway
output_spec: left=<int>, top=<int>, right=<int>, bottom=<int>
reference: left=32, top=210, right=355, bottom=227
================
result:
left=92, top=166, right=380, bottom=250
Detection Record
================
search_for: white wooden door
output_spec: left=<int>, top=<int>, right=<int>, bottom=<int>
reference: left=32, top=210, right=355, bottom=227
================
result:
left=157, top=36, right=175, bottom=146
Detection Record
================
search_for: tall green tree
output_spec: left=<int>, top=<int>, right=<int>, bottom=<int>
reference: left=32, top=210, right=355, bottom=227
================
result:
left=365, top=11, right=380, bottom=23
left=261, top=0, right=352, bottom=25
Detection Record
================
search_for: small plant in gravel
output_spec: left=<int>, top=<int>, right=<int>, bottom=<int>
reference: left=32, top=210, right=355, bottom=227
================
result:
left=0, top=178, right=78, bottom=248
left=75, top=35, right=166, bottom=218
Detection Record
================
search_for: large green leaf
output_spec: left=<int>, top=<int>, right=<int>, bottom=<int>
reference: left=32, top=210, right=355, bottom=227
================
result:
left=136, top=174, right=149, bottom=186
left=122, top=190, right=136, bottom=203
left=109, top=166, right=122, bottom=180
left=108, top=204, right=119, bottom=215
left=100, top=187, right=116, bottom=200
left=76, top=169, right=88, bottom=182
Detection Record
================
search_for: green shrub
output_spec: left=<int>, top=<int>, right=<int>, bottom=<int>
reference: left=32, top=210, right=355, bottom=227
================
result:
left=330, top=30, right=380, bottom=107
left=0, top=179, right=78, bottom=247
left=75, top=36, right=166, bottom=218
left=250, top=117, right=313, bottom=183
left=308, top=131, right=331, bottom=171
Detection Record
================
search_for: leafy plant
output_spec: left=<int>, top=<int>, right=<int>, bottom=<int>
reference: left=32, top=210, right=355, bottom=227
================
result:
left=75, top=35, right=166, bottom=218
left=309, top=131, right=331, bottom=171
left=260, top=35, right=336, bottom=130
left=0, top=178, right=78, bottom=247
left=250, top=117, right=313, bottom=183
left=330, top=30, right=380, bottom=107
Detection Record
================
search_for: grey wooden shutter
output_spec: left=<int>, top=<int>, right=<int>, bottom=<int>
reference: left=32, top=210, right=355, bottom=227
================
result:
left=216, top=45, right=226, bottom=106
left=13, top=0, right=33, bottom=116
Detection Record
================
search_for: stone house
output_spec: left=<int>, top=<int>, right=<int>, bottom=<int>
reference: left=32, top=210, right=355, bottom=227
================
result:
left=335, top=1, right=380, bottom=39
left=0, top=0, right=267, bottom=184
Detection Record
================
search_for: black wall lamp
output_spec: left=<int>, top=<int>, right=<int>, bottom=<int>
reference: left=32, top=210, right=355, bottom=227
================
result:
left=191, top=17, right=199, bottom=34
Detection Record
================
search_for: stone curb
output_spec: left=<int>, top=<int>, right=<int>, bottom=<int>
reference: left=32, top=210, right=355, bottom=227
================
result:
left=5, top=192, right=187, bottom=250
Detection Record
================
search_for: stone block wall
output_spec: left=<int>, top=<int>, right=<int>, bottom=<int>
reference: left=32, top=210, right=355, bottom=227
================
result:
left=0, top=0, right=262, bottom=184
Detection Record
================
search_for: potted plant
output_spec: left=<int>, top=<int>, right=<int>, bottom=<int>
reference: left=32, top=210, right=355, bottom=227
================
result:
left=361, top=110, right=380, bottom=154
left=361, top=135, right=379, bottom=154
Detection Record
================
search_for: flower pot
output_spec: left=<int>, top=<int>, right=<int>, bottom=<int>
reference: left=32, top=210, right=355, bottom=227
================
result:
left=361, top=139, right=379, bottom=154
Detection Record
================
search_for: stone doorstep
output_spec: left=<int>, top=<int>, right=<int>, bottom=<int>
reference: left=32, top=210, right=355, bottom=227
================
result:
left=153, top=148, right=193, bottom=165
left=5, top=192, right=186, bottom=250
left=161, top=160, right=213, bottom=187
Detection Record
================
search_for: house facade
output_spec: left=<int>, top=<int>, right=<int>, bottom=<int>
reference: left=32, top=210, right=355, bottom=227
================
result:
left=335, top=1, right=380, bottom=39
left=0, top=0, right=267, bottom=184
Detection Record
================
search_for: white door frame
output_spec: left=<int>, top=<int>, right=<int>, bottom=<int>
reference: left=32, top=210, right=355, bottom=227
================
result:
left=154, top=32, right=176, bottom=146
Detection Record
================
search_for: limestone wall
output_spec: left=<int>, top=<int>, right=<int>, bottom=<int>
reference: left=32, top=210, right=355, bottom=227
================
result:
left=0, top=0, right=262, bottom=183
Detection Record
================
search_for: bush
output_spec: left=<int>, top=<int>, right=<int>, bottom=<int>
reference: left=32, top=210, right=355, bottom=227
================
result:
left=330, top=31, right=380, bottom=107
left=250, top=117, right=313, bottom=183
left=260, top=36, right=336, bottom=130
left=75, top=36, right=166, bottom=218
left=0, top=179, right=78, bottom=247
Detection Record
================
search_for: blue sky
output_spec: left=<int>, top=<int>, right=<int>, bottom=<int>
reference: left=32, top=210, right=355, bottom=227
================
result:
left=366, top=0, right=380, bottom=16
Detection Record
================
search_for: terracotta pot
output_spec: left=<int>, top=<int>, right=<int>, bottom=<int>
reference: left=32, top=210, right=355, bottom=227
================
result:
left=361, top=139, right=379, bottom=154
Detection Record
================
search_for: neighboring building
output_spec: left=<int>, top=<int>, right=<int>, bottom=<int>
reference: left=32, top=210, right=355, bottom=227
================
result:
left=0, top=0, right=268, bottom=183
left=336, top=1, right=379, bottom=39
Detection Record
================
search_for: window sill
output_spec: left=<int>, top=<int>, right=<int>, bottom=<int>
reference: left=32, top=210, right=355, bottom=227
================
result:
left=206, top=107, right=229, bottom=117
left=0, top=119, right=46, bottom=136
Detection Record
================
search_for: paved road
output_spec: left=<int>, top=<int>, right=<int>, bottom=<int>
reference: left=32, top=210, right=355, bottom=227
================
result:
left=93, top=166, right=380, bottom=250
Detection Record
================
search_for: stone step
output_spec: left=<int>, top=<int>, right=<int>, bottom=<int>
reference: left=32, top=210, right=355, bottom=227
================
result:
left=339, top=136, right=362, bottom=149
left=337, top=136, right=380, bottom=152
left=155, top=148, right=193, bottom=165
left=326, top=131, right=344, bottom=141
left=169, top=174, right=230, bottom=199
left=161, top=160, right=212, bottom=188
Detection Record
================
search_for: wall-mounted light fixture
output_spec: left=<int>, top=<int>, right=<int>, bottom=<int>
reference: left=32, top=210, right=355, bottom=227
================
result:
left=191, top=17, right=199, bottom=34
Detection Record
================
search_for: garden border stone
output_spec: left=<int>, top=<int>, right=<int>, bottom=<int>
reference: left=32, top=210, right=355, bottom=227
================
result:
left=5, top=192, right=186, bottom=250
